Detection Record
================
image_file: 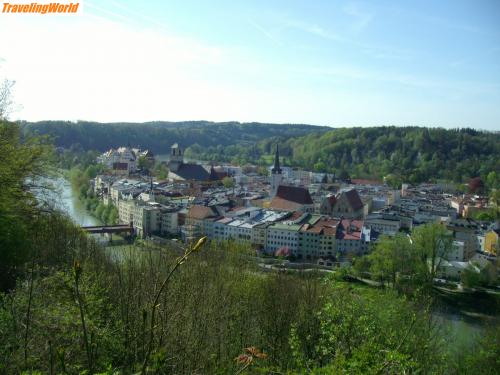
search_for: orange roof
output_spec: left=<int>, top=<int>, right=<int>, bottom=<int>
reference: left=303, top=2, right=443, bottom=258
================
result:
left=300, top=217, right=339, bottom=235
left=187, top=205, right=217, bottom=220
left=351, top=179, right=383, bottom=185
left=269, top=197, right=306, bottom=211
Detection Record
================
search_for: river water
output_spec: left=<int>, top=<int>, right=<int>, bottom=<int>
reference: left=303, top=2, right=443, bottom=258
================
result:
left=56, top=178, right=101, bottom=226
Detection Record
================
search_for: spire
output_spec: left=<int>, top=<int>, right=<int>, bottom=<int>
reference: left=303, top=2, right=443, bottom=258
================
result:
left=271, top=144, right=282, bottom=174
left=149, top=176, right=155, bottom=202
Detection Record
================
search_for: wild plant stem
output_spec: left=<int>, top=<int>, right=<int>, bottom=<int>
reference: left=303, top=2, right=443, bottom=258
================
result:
left=74, top=271, right=93, bottom=373
left=141, top=248, right=193, bottom=374
left=23, top=258, right=35, bottom=368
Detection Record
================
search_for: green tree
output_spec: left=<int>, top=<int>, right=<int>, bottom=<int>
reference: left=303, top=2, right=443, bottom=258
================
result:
left=461, top=264, right=481, bottom=288
left=153, top=162, right=168, bottom=180
left=486, top=171, right=499, bottom=190
left=0, top=120, right=53, bottom=290
left=411, top=223, right=453, bottom=287
left=137, top=155, right=154, bottom=172
left=222, top=176, right=235, bottom=189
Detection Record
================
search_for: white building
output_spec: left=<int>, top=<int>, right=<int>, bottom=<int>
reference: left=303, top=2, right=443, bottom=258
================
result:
left=98, top=146, right=137, bottom=174
left=118, top=199, right=135, bottom=225
left=266, top=221, right=302, bottom=255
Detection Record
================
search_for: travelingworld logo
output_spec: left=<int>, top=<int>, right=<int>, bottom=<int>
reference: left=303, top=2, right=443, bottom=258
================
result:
left=2, top=1, right=81, bottom=14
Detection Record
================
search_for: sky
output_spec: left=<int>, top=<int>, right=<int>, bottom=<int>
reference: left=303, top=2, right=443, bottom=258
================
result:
left=0, top=0, right=499, bottom=129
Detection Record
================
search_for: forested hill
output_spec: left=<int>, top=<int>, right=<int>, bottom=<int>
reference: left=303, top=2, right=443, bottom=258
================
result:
left=187, top=126, right=500, bottom=184
left=22, top=121, right=499, bottom=183
left=21, top=120, right=330, bottom=153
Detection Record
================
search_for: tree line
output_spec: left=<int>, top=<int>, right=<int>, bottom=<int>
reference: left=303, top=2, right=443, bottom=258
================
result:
left=24, top=120, right=500, bottom=185
left=187, top=126, right=500, bottom=185
left=21, top=120, right=329, bottom=153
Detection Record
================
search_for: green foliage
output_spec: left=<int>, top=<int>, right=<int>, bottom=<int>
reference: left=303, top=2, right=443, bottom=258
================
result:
left=68, top=165, right=117, bottom=225
left=289, top=284, right=443, bottom=374
left=456, top=324, right=500, bottom=374
left=22, top=120, right=329, bottom=153
left=137, top=155, right=154, bottom=173
left=0, top=120, right=54, bottom=290
left=222, top=176, right=235, bottom=189
left=461, top=263, right=498, bottom=288
left=191, top=126, right=500, bottom=184
left=356, top=224, right=454, bottom=294
left=152, top=161, right=168, bottom=179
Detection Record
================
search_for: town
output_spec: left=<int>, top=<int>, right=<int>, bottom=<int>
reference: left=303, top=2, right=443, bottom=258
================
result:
left=89, top=142, right=498, bottom=282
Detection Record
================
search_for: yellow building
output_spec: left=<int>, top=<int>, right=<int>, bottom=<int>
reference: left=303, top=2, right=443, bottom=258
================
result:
left=484, top=229, right=499, bottom=255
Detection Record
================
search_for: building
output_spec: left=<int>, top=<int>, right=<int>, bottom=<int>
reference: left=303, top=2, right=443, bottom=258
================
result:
left=168, top=143, right=211, bottom=182
left=133, top=202, right=162, bottom=238
left=98, top=146, right=137, bottom=175
left=331, top=189, right=366, bottom=219
left=160, top=206, right=180, bottom=235
left=182, top=205, right=218, bottom=242
left=335, top=219, right=366, bottom=256
left=266, top=220, right=302, bottom=256
left=118, top=199, right=135, bottom=225
left=484, top=228, right=499, bottom=255
left=447, top=219, right=482, bottom=261
left=319, top=194, right=337, bottom=216
left=365, top=214, right=401, bottom=236
left=269, top=185, right=314, bottom=213
left=299, top=216, right=338, bottom=260
left=446, top=241, right=465, bottom=262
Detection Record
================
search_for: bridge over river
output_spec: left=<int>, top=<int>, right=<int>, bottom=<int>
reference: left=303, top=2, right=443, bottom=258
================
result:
left=82, top=224, right=134, bottom=234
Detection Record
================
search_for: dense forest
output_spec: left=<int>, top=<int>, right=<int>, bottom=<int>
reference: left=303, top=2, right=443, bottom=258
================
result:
left=21, top=120, right=330, bottom=153
left=23, top=121, right=499, bottom=184
left=187, top=126, right=500, bottom=184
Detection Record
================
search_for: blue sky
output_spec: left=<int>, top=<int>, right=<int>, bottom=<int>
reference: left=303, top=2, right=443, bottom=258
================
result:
left=1, top=0, right=499, bottom=129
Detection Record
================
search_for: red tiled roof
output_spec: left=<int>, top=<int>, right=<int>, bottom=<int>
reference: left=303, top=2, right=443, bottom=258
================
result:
left=343, top=189, right=364, bottom=211
left=288, top=211, right=304, bottom=221
left=351, top=179, right=383, bottom=185
left=340, top=219, right=364, bottom=231
left=300, top=217, right=339, bottom=235
left=341, top=232, right=361, bottom=240
left=188, top=205, right=217, bottom=220
left=270, top=185, right=313, bottom=211
left=269, top=197, right=305, bottom=211
left=276, top=185, right=313, bottom=204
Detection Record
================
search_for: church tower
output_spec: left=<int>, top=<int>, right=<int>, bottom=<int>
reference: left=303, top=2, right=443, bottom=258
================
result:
left=169, top=143, right=184, bottom=172
left=270, top=144, right=283, bottom=198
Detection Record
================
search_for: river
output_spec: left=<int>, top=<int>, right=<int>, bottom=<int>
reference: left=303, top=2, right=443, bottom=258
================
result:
left=56, top=178, right=101, bottom=226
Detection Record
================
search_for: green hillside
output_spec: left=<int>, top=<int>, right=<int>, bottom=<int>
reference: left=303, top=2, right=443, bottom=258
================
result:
left=21, top=120, right=330, bottom=153
left=22, top=121, right=500, bottom=183
left=187, top=126, right=500, bottom=184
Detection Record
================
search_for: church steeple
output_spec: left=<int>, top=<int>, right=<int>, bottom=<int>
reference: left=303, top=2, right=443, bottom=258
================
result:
left=271, top=144, right=282, bottom=174
left=270, top=143, right=283, bottom=198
